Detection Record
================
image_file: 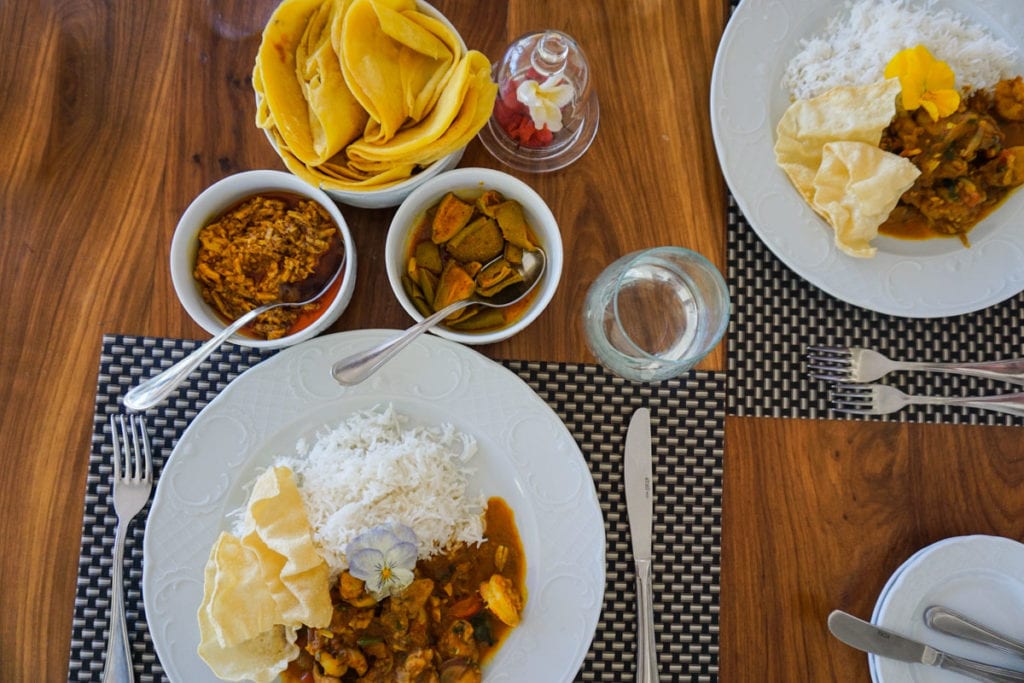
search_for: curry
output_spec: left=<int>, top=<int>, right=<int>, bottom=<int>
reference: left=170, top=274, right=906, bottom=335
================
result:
left=879, top=76, right=1024, bottom=244
left=282, top=497, right=526, bottom=683
left=401, top=190, right=541, bottom=333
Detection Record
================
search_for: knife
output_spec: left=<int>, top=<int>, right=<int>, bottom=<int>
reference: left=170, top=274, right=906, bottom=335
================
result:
left=828, top=610, right=1024, bottom=682
left=624, top=407, right=659, bottom=683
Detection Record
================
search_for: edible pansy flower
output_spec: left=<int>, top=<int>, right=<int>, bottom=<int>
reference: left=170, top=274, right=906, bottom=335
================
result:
left=515, top=75, right=575, bottom=133
left=884, top=45, right=960, bottom=121
left=346, top=523, right=418, bottom=600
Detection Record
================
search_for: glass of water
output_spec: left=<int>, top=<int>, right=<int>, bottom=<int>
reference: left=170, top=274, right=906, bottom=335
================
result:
left=582, top=247, right=729, bottom=382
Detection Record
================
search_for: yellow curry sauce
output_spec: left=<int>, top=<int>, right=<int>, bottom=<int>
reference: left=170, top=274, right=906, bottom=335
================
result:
left=283, top=497, right=526, bottom=683
left=879, top=76, right=1024, bottom=244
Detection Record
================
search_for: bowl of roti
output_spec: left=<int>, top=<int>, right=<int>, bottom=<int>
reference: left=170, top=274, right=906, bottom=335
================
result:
left=253, top=0, right=497, bottom=209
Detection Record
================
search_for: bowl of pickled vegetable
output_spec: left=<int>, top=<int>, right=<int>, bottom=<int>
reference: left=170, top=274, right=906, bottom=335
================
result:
left=385, top=167, right=563, bottom=345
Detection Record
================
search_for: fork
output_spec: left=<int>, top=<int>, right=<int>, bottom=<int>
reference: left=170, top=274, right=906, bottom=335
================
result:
left=829, top=383, right=1024, bottom=418
left=806, top=346, right=1024, bottom=385
left=103, top=414, right=153, bottom=683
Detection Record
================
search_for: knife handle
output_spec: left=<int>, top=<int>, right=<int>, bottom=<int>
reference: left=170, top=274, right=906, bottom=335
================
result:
left=634, top=558, right=660, bottom=683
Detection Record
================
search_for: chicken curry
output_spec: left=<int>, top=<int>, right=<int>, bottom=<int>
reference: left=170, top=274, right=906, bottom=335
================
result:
left=282, top=498, right=526, bottom=683
left=879, top=76, right=1024, bottom=244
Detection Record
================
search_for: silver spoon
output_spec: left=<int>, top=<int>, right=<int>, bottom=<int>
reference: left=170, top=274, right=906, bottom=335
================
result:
left=332, top=248, right=546, bottom=385
left=925, top=605, right=1024, bottom=659
left=123, top=243, right=346, bottom=412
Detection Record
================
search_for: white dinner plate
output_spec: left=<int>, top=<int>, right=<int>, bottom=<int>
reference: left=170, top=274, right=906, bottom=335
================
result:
left=142, top=329, right=606, bottom=682
left=869, top=535, right=1024, bottom=682
left=868, top=537, right=960, bottom=681
left=710, top=0, right=1024, bottom=318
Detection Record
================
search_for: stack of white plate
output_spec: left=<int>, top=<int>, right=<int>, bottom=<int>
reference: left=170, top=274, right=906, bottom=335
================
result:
left=869, top=535, right=1024, bottom=682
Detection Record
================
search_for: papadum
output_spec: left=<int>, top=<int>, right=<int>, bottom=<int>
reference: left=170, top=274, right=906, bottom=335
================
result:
left=774, top=78, right=920, bottom=258
left=197, top=466, right=331, bottom=682
left=812, top=141, right=920, bottom=258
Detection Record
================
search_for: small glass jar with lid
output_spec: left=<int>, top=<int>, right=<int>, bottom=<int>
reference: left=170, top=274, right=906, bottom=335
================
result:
left=478, top=30, right=599, bottom=173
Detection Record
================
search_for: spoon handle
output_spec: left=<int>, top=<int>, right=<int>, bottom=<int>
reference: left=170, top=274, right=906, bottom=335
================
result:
left=926, top=606, right=1024, bottom=658
left=332, top=302, right=467, bottom=385
left=122, top=308, right=262, bottom=412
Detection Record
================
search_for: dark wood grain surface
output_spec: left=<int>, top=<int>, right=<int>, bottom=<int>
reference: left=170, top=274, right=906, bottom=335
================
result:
left=2, top=1, right=1023, bottom=682
left=721, top=417, right=1024, bottom=681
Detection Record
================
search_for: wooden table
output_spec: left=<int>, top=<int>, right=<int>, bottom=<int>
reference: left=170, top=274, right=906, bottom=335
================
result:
left=2, top=1, right=1022, bottom=681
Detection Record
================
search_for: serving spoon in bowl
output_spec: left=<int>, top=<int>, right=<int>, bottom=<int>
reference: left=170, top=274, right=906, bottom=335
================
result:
left=332, top=248, right=546, bottom=386
left=122, top=245, right=346, bottom=412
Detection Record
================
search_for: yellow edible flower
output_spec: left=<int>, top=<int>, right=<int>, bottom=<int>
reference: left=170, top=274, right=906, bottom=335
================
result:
left=884, top=45, right=960, bottom=121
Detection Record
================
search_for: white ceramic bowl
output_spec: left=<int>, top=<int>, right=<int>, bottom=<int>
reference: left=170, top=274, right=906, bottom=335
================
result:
left=323, top=147, right=465, bottom=209
left=260, top=1, right=469, bottom=210
left=170, top=170, right=357, bottom=350
left=385, top=167, right=563, bottom=345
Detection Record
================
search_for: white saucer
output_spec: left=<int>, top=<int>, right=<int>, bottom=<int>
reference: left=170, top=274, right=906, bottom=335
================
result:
left=869, top=535, right=1024, bottom=682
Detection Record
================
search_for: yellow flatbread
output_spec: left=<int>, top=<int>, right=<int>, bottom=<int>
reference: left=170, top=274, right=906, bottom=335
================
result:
left=258, top=0, right=365, bottom=167
left=338, top=0, right=455, bottom=143
left=295, top=0, right=367, bottom=163
left=347, top=50, right=495, bottom=164
left=402, top=11, right=463, bottom=120
left=253, top=0, right=495, bottom=193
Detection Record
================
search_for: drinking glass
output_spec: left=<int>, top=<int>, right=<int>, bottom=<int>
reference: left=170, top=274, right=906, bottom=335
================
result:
left=582, top=247, right=730, bottom=382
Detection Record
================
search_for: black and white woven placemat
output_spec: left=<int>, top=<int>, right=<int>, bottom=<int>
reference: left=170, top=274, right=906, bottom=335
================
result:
left=69, top=334, right=726, bottom=682
left=726, top=198, right=1024, bottom=426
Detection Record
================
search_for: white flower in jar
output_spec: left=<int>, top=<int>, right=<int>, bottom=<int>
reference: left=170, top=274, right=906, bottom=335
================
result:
left=516, top=75, right=575, bottom=132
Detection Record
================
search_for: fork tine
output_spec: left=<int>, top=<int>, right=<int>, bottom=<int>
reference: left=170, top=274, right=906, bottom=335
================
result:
left=809, top=371, right=855, bottom=382
left=830, top=407, right=874, bottom=415
left=806, top=348, right=855, bottom=381
left=831, top=382, right=870, bottom=392
left=805, top=347, right=855, bottom=380
left=805, top=345, right=852, bottom=357
left=128, top=414, right=139, bottom=481
left=132, top=414, right=153, bottom=482
left=828, top=385, right=875, bottom=411
left=829, top=384, right=872, bottom=400
left=110, top=414, right=124, bottom=479
left=807, top=362, right=852, bottom=374
left=806, top=356, right=853, bottom=368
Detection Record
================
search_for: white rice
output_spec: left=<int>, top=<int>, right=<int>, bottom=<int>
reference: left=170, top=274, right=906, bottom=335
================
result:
left=272, top=404, right=485, bottom=576
left=783, top=0, right=1020, bottom=101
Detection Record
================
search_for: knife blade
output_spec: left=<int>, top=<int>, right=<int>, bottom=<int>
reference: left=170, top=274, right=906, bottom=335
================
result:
left=624, top=407, right=659, bottom=683
left=828, top=610, right=1024, bottom=682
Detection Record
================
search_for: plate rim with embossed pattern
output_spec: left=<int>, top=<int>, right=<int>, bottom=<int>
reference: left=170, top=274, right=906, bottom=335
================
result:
left=711, top=0, right=1024, bottom=318
left=142, top=329, right=605, bottom=682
